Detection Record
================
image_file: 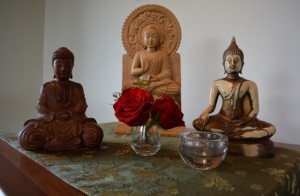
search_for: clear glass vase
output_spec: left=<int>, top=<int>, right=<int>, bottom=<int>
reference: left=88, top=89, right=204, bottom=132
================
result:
left=131, top=124, right=161, bottom=156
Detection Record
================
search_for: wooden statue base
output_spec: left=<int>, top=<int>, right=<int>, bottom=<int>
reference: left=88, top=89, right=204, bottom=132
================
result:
left=228, top=139, right=275, bottom=158
left=114, top=122, right=186, bottom=137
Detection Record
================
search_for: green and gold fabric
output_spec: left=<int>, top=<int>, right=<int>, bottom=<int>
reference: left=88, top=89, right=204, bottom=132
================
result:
left=1, top=123, right=299, bottom=196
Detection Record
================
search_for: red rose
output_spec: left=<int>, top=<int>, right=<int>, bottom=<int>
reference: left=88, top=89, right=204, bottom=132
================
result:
left=152, top=95, right=185, bottom=129
left=113, top=88, right=154, bottom=126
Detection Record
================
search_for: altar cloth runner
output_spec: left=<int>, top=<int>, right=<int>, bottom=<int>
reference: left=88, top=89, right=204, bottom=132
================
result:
left=1, top=122, right=300, bottom=196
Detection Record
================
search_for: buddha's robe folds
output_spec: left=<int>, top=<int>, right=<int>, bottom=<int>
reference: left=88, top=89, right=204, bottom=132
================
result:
left=193, top=78, right=276, bottom=140
left=124, top=50, right=180, bottom=99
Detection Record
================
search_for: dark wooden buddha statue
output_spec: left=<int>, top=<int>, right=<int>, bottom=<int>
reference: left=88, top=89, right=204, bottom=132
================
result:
left=19, top=47, right=103, bottom=151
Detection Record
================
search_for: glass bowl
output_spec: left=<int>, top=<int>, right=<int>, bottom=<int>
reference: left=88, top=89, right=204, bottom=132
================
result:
left=178, top=131, right=228, bottom=170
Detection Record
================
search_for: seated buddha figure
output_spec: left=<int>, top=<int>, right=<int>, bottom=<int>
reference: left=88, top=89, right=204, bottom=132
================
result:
left=193, top=37, right=276, bottom=157
left=19, top=47, right=103, bottom=151
left=123, top=24, right=180, bottom=104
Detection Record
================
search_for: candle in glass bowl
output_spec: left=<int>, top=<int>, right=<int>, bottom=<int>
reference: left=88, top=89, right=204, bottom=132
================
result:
left=178, top=131, right=228, bottom=170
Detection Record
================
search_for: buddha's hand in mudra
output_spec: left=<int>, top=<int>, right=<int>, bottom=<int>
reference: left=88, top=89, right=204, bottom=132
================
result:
left=149, top=75, right=160, bottom=82
left=56, top=112, right=71, bottom=121
left=199, top=112, right=209, bottom=129
left=132, top=78, right=150, bottom=86
left=139, top=75, right=159, bottom=82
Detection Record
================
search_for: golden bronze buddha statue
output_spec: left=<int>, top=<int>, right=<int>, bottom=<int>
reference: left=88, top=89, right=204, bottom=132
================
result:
left=193, top=37, right=276, bottom=157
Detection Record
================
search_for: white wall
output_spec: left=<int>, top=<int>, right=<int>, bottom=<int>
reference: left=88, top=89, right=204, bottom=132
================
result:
left=2, top=0, right=299, bottom=145
left=44, top=0, right=300, bottom=145
left=0, top=0, right=44, bottom=132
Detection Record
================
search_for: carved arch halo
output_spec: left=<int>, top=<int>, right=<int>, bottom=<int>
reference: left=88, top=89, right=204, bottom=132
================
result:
left=122, top=4, right=182, bottom=58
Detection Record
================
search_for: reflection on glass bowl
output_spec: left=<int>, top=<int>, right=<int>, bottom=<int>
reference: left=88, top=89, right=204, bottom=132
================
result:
left=178, top=131, right=228, bottom=170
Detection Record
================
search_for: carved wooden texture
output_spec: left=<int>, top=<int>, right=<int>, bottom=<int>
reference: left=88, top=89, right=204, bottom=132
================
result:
left=122, top=53, right=181, bottom=106
left=122, top=4, right=181, bottom=58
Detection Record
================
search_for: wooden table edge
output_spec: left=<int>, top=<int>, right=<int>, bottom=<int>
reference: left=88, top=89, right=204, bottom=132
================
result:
left=0, top=139, right=86, bottom=196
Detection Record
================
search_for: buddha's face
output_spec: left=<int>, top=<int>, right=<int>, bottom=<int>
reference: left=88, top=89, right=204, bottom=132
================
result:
left=53, top=58, right=73, bottom=80
left=224, top=54, right=242, bottom=73
left=143, top=28, right=159, bottom=50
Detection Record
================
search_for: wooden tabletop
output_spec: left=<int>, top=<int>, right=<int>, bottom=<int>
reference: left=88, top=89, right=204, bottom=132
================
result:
left=0, top=138, right=299, bottom=196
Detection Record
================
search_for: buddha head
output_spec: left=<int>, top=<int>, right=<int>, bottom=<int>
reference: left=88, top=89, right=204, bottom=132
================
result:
left=222, top=37, right=244, bottom=74
left=52, top=47, right=74, bottom=80
left=142, top=24, right=162, bottom=50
